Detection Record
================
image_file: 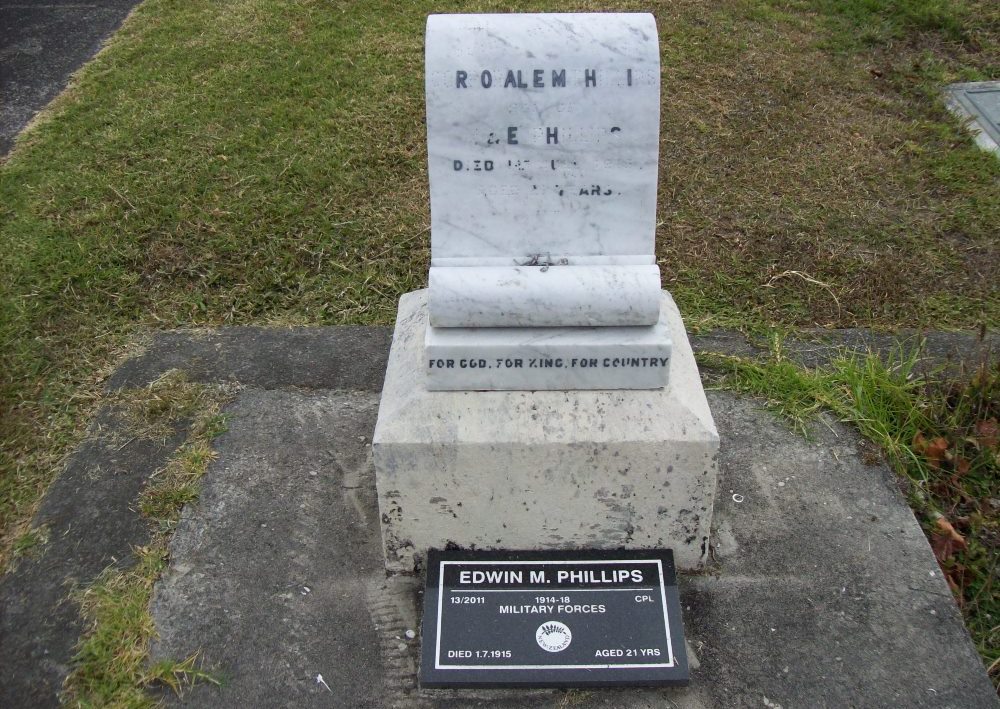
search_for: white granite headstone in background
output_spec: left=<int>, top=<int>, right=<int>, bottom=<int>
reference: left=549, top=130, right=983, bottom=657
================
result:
left=944, top=81, right=1000, bottom=155
left=424, top=13, right=671, bottom=390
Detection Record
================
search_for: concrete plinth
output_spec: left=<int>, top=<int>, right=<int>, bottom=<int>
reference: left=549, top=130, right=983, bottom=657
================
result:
left=424, top=308, right=672, bottom=391
left=372, top=290, right=719, bottom=572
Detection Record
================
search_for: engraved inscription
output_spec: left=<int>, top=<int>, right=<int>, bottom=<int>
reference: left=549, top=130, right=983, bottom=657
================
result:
left=420, top=550, right=690, bottom=687
left=425, top=13, right=661, bottom=260
left=428, top=356, right=669, bottom=372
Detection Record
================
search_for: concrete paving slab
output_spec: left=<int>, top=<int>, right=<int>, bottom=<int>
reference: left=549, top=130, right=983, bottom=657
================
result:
left=0, top=0, right=140, bottom=156
left=106, top=327, right=392, bottom=392
left=150, top=389, right=387, bottom=707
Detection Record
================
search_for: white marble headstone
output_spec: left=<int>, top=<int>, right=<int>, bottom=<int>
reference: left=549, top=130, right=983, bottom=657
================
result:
left=422, top=13, right=671, bottom=390
left=426, top=13, right=662, bottom=329
left=374, top=14, right=718, bottom=575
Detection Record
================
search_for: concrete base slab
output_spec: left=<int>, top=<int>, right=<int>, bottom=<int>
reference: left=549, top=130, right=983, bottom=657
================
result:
left=3, top=326, right=997, bottom=707
left=374, top=290, right=719, bottom=572
left=149, top=388, right=996, bottom=708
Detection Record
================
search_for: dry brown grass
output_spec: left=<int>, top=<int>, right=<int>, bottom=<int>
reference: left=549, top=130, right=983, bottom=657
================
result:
left=654, top=0, right=998, bottom=328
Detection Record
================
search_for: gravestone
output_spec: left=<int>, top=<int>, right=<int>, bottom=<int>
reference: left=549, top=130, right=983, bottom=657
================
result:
left=944, top=81, right=1000, bottom=156
left=373, top=13, right=718, bottom=572
left=424, top=12, right=669, bottom=390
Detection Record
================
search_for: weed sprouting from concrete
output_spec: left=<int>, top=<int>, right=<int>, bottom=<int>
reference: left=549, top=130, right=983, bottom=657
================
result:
left=8, top=524, right=50, bottom=571
left=112, top=369, right=217, bottom=441
left=62, top=372, right=231, bottom=706
left=63, top=546, right=220, bottom=706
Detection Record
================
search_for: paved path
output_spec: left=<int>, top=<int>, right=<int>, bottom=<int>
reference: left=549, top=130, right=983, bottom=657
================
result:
left=1, top=326, right=996, bottom=707
left=0, top=0, right=139, bottom=155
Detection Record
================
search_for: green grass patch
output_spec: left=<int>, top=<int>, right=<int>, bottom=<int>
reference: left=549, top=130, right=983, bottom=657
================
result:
left=139, top=425, right=225, bottom=531
left=62, top=371, right=229, bottom=706
left=700, top=345, right=999, bottom=685
left=9, top=524, right=50, bottom=570
left=114, top=369, right=222, bottom=442
left=813, top=0, right=975, bottom=47
left=64, top=546, right=218, bottom=707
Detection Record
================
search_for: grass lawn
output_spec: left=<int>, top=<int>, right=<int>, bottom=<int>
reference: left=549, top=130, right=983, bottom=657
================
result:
left=1, top=0, right=998, bottom=696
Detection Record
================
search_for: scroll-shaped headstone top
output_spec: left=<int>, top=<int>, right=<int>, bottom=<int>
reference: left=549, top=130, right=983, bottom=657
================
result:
left=425, top=13, right=661, bottom=267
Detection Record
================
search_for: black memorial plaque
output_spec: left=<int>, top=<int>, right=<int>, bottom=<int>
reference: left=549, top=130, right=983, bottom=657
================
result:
left=419, top=549, right=689, bottom=688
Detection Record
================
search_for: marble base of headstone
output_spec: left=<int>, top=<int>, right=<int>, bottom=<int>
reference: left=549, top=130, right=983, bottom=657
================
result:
left=425, top=300, right=672, bottom=391
left=373, top=289, right=719, bottom=572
